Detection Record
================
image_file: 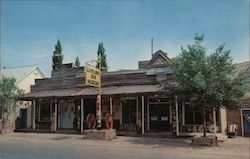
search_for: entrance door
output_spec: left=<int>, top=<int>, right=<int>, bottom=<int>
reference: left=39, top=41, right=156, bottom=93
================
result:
left=20, top=109, right=27, bottom=128
left=242, top=109, right=250, bottom=137
left=149, top=104, right=170, bottom=131
left=60, top=101, right=75, bottom=129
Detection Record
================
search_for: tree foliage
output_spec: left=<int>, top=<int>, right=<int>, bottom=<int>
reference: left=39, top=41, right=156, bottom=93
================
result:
left=0, top=76, right=23, bottom=113
left=172, top=34, right=247, bottom=136
left=52, top=40, right=63, bottom=71
left=74, top=56, right=80, bottom=68
left=96, top=42, right=108, bottom=72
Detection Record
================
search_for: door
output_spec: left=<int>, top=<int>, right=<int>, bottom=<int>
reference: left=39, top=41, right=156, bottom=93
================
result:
left=149, top=104, right=170, bottom=131
left=60, top=101, right=75, bottom=129
left=20, top=109, right=27, bottom=128
left=242, top=109, right=250, bottom=137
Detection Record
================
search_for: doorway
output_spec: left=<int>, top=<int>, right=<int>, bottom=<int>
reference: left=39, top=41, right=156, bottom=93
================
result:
left=149, top=103, right=170, bottom=131
left=20, top=108, right=27, bottom=128
left=59, top=100, right=75, bottom=129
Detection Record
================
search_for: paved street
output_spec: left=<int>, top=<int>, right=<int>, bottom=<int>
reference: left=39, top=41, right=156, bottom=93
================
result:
left=0, top=133, right=249, bottom=159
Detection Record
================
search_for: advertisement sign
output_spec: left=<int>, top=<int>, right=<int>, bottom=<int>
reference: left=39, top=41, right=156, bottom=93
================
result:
left=85, top=64, right=101, bottom=87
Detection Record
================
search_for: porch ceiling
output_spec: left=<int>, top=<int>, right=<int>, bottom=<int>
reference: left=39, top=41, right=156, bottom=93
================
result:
left=22, top=84, right=162, bottom=99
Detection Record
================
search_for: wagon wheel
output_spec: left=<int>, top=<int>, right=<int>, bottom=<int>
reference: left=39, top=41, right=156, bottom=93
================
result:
left=105, top=113, right=113, bottom=129
left=86, top=113, right=96, bottom=129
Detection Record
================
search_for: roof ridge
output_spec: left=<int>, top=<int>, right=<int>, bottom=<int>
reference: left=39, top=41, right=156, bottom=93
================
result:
left=3, top=64, right=38, bottom=69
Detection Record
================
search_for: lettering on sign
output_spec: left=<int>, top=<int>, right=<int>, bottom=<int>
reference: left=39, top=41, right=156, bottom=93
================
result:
left=85, top=64, right=101, bottom=87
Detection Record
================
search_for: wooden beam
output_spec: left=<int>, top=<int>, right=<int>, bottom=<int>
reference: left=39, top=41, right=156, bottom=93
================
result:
left=142, top=96, right=145, bottom=135
left=175, top=95, right=179, bottom=136
left=81, top=98, right=84, bottom=133
left=110, top=97, right=113, bottom=115
left=54, top=99, right=57, bottom=131
left=32, top=99, right=36, bottom=130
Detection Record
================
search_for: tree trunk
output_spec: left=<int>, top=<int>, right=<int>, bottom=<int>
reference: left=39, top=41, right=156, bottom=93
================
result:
left=203, top=107, right=206, bottom=137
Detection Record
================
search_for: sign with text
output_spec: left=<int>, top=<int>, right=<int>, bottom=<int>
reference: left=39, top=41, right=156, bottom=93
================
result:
left=85, top=64, right=101, bottom=87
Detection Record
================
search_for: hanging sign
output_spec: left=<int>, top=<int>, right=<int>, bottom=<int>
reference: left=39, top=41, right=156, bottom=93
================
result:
left=85, top=64, right=101, bottom=87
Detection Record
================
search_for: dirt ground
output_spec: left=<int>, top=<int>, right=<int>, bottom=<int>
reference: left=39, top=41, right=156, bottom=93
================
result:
left=0, top=133, right=249, bottom=159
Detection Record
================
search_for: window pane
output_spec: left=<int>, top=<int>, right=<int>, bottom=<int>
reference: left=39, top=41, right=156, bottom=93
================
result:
left=40, top=101, right=51, bottom=122
left=122, top=99, right=136, bottom=124
left=185, top=111, right=193, bottom=124
left=194, top=112, right=203, bottom=124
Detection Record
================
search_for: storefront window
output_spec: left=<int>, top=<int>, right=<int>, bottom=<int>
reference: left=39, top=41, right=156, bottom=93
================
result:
left=185, top=104, right=202, bottom=124
left=39, top=100, right=51, bottom=122
left=122, top=99, right=136, bottom=124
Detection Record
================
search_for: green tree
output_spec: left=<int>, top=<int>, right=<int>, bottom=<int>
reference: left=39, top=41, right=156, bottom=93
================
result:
left=171, top=34, right=246, bottom=137
left=74, top=56, right=80, bottom=68
left=52, top=39, right=63, bottom=71
left=96, top=42, right=108, bottom=72
left=0, top=76, right=23, bottom=131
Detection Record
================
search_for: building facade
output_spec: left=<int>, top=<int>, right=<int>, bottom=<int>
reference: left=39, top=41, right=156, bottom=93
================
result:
left=20, top=50, right=227, bottom=135
left=0, top=65, right=46, bottom=131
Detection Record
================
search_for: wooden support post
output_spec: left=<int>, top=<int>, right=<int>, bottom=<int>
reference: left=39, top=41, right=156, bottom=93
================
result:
left=142, top=96, right=145, bottom=135
left=110, top=97, right=113, bottom=115
left=32, top=99, right=36, bottom=130
left=136, top=98, right=138, bottom=125
left=81, top=98, right=84, bottom=133
left=213, top=107, right=216, bottom=135
left=175, top=95, right=179, bottom=136
left=54, top=99, right=57, bottom=131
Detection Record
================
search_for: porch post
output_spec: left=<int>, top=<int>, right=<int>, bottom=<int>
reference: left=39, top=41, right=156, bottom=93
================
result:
left=175, top=95, right=179, bottom=136
left=81, top=98, right=84, bottom=133
left=141, top=96, right=145, bottom=135
left=54, top=99, right=57, bottom=131
left=32, top=99, right=36, bottom=130
left=110, top=97, right=113, bottom=115
left=136, top=97, right=138, bottom=125
left=213, top=107, right=216, bottom=135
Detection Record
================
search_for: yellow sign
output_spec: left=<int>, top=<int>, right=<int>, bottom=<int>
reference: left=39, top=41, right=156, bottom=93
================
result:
left=85, top=64, right=101, bottom=87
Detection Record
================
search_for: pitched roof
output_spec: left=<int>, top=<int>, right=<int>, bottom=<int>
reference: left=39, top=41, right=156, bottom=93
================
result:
left=1, top=65, right=46, bottom=83
left=144, top=50, right=172, bottom=68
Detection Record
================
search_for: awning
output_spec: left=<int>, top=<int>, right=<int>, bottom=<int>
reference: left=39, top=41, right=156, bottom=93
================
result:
left=22, top=85, right=162, bottom=99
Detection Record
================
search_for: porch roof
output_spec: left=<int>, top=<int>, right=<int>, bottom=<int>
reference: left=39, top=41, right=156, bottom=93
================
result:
left=22, top=84, right=162, bottom=99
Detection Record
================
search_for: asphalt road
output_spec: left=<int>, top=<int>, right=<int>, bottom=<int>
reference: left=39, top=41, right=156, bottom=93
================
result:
left=0, top=133, right=249, bottom=159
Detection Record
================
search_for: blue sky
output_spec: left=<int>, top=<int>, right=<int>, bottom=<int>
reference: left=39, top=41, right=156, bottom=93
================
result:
left=1, top=0, right=249, bottom=76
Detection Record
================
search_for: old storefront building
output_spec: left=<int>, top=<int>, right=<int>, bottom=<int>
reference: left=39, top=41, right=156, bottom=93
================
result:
left=19, top=50, right=227, bottom=135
